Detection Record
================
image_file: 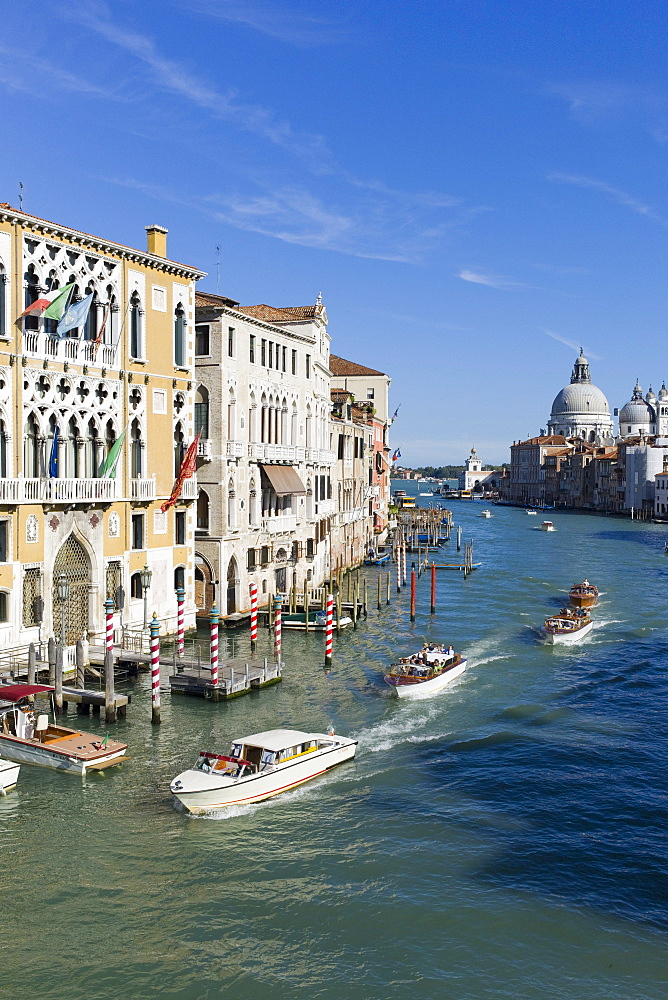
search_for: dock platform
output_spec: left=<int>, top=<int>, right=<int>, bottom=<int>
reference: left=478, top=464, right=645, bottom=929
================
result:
left=61, top=685, right=131, bottom=716
left=169, top=657, right=282, bottom=701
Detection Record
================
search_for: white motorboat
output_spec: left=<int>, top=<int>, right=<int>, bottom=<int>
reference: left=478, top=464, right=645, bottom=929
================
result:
left=0, top=685, right=129, bottom=775
left=384, top=646, right=467, bottom=699
left=542, top=610, right=593, bottom=644
left=540, top=520, right=556, bottom=531
left=0, top=757, right=20, bottom=794
left=526, top=509, right=537, bottom=515
left=170, top=728, right=357, bottom=814
left=479, top=509, right=492, bottom=518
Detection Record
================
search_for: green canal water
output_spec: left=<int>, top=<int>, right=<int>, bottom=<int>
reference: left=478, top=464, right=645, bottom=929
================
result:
left=2, top=494, right=668, bottom=999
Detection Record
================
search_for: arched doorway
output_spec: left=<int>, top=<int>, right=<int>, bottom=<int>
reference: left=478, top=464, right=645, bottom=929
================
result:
left=53, top=534, right=91, bottom=644
left=194, top=553, right=214, bottom=612
left=274, top=548, right=287, bottom=593
left=226, top=557, right=238, bottom=615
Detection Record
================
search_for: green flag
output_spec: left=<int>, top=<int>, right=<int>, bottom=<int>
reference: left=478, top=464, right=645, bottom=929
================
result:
left=43, top=283, right=74, bottom=321
left=98, top=426, right=127, bottom=479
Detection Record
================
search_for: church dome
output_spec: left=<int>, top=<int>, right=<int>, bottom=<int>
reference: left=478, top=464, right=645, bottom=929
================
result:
left=619, top=381, right=655, bottom=428
left=550, top=382, right=610, bottom=418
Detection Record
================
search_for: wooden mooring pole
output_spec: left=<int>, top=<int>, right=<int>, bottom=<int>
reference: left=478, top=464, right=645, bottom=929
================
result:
left=27, top=642, right=36, bottom=685
left=104, top=647, right=116, bottom=724
left=430, top=562, right=437, bottom=614
left=410, top=568, right=416, bottom=623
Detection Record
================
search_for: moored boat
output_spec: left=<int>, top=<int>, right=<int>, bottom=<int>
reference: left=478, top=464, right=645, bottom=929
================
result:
left=542, top=608, right=593, bottom=644
left=540, top=520, right=556, bottom=531
left=0, top=685, right=129, bottom=774
left=170, top=728, right=357, bottom=814
left=569, top=579, right=598, bottom=608
left=0, top=756, right=20, bottom=794
left=281, top=611, right=353, bottom=630
left=384, top=645, right=467, bottom=699
left=364, top=550, right=390, bottom=566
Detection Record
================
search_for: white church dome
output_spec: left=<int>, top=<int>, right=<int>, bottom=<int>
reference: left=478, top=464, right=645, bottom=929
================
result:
left=547, top=353, right=613, bottom=442
left=619, top=380, right=655, bottom=434
left=550, top=381, right=610, bottom=418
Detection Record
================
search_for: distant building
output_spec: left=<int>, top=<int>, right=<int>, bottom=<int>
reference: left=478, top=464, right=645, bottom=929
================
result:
left=458, top=446, right=497, bottom=492
left=547, top=352, right=613, bottom=443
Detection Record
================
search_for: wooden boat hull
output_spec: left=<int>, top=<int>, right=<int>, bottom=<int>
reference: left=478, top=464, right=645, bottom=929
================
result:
left=281, top=615, right=352, bottom=630
left=385, top=658, right=467, bottom=699
left=0, top=733, right=128, bottom=775
left=542, top=620, right=594, bottom=644
left=364, top=554, right=390, bottom=565
left=0, top=758, right=20, bottom=793
left=569, top=594, right=597, bottom=608
left=171, top=738, right=357, bottom=814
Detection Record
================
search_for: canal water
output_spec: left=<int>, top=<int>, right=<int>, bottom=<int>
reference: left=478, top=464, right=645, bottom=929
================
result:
left=2, top=491, right=668, bottom=999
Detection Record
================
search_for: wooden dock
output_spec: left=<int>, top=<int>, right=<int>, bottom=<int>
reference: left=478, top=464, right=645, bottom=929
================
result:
left=169, top=657, right=282, bottom=701
left=61, top=685, right=130, bottom=717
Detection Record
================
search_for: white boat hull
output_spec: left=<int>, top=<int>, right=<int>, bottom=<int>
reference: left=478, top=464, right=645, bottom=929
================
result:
left=388, top=658, right=467, bottom=699
left=543, top=620, right=594, bottom=644
left=0, top=758, right=20, bottom=793
left=0, top=734, right=127, bottom=774
left=171, top=738, right=357, bottom=814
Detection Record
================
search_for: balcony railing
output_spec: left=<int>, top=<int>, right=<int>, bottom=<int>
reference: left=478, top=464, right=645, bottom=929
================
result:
left=315, top=498, right=336, bottom=517
left=262, top=514, right=297, bottom=534
left=23, top=331, right=116, bottom=368
left=180, top=479, right=198, bottom=500
left=131, top=477, right=156, bottom=501
left=198, top=439, right=213, bottom=461
left=248, top=443, right=306, bottom=463
left=305, top=447, right=336, bottom=465
left=226, top=441, right=244, bottom=458
left=0, top=478, right=119, bottom=503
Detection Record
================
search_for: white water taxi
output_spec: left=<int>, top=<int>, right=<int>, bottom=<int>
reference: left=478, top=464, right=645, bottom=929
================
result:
left=0, top=757, right=20, bottom=794
left=540, top=520, right=556, bottom=531
left=170, top=728, right=357, bottom=814
left=384, top=646, right=467, bottom=699
left=479, top=509, right=492, bottom=518
left=526, top=509, right=537, bottom=515
left=543, top=609, right=593, bottom=644
left=0, top=685, right=129, bottom=775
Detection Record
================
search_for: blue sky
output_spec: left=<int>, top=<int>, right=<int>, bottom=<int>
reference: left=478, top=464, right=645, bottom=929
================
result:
left=2, top=0, right=667, bottom=465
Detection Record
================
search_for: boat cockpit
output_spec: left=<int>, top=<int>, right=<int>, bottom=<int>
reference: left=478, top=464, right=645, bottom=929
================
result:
left=195, top=737, right=337, bottom=779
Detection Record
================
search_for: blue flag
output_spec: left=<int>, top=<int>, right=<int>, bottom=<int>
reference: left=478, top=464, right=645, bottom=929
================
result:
left=56, top=293, right=94, bottom=338
left=49, top=425, right=59, bottom=478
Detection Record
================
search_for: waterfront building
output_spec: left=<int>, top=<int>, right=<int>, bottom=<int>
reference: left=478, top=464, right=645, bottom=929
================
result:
left=0, top=204, right=204, bottom=647
left=193, top=291, right=334, bottom=614
left=458, top=446, right=498, bottom=492
left=622, top=438, right=668, bottom=514
left=329, top=390, right=374, bottom=570
left=508, top=435, right=572, bottom=505
left=547, top=352, right=614, bottom=443
left=653, top=470, right=668, bottom=518
left=329, top=355, right=391, bottom=539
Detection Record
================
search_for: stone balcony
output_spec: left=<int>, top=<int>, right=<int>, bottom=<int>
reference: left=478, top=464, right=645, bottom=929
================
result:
left=131, top=477, right=156, bottom=501
left=23, top=330, right=116, bottom=368
left=198, top=439, right=213, bottom=461
left=315, top=498, right=336, bottom=517
left=179, top=478, right=198, bottom=500
left=249, top=443, right=305, bottom=463
left=0, top=477, right=118, bottom=503
left=262, top=514, right=297, bottom=535
left=226, top=441, right=244, bottom=458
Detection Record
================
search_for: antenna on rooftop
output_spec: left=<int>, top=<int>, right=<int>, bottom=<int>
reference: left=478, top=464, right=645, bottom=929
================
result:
left=216, top=245, right=221, bottom=294
left=18, top=181, right=24, bottom=211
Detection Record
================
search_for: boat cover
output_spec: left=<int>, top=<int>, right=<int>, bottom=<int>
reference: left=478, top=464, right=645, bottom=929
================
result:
left=260, top=465, right=307, bottom=496
left=0, top=684, right=53, bottom=702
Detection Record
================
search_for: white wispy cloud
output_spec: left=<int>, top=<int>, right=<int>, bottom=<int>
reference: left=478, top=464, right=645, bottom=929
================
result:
left=181, top=0, right=345, bottom=46
left=457, top=269, right=525, bottom=290
left=0, top=42, right=125, bottom=100
left=548, top=172, right=668, bottom=225
left=544, top=328, right=602, bottom=361
left=547, top=79, right=668, bottom=144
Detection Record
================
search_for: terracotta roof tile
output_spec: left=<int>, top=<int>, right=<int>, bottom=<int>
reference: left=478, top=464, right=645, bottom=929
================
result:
left=238, top=303, right=325, bottom=323
left=329, top=354, right=386, bottom=377
left=195, top=290, right=240, bottom=309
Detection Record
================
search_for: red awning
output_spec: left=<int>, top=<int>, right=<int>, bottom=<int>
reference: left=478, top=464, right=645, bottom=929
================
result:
left=0, top=684, right=53, bottom=702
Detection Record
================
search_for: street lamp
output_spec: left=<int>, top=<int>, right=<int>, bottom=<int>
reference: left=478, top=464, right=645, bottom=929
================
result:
left=140, top=563, right=152, bottom=629
left=57, top=573, right=70, bottom=645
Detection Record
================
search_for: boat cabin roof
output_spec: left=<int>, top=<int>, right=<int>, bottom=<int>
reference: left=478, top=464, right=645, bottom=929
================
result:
left=235, top=729, right=318, bottom=752
left=0, top=684, right=52, bottom=703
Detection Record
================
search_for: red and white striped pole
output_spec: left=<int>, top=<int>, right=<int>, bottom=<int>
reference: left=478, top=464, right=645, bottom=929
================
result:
left=150, top=612, right=160, bottom=725
left=209, top=603, right=219, bottom=688
left=402, top=543, right=407, bottom=586
left=396, top=545, right=402, bottom=592
left=249, top=582, right=258, bottom=652
left=273, top=595, right=282, bottom=663
left=104, top=596, right=114, bottom=653
left=325, top=592, right=333, bottom=667
left=176, top=585, right=185, bottom=656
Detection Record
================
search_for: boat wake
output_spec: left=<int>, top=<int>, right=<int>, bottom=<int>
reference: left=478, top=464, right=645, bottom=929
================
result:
left=356, top=702, right=445, bottom=753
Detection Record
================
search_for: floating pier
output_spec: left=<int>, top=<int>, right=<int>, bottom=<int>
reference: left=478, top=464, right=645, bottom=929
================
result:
left=169, top=656, right=282, bottom=701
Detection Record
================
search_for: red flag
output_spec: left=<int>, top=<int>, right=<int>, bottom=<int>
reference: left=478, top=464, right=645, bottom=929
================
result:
left=161, top=432, right=201, bottom=513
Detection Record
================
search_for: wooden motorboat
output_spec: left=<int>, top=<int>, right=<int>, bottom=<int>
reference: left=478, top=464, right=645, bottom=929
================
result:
left=170, top=728, right=357, bottom=814
left=540, top=520, right=556, bottom=531
left=569, top=580, right=598, bottom=608
left=281, top=611, right=353, bottom=630
left=0, top=685, right=129, bottom=775
left=384, top=646, right=467, bottom=699
left=542, top=608, right=593, bottom=644
left=0, top=756, right=20, bottom=794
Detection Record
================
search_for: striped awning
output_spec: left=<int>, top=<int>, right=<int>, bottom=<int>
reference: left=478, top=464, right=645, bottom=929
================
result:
left=260, top=464, right=307, bottom=496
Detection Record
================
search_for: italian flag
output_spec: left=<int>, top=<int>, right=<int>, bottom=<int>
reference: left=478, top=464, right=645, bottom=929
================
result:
left=19, top=282, right=74, bottom=320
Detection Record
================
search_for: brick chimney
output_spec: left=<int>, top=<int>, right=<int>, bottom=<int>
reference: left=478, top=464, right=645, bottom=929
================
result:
left=145, top=224, right=168, bottom=257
